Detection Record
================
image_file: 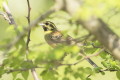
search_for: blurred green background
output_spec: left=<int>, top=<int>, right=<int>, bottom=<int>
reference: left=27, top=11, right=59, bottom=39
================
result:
left=0, top=0, right=120, bottom=80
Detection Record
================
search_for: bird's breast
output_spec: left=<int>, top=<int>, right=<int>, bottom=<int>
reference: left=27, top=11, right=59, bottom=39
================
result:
left=44, top=34, right=57, bottom=48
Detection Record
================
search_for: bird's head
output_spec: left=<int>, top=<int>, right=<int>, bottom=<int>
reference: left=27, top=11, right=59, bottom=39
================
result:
left=39, top=21, right=57, bottom=33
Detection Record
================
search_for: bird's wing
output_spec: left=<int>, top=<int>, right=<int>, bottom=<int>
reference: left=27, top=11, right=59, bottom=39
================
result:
left=50, top=31, right=66, bottom=43
left=50, top=31, right=77, bottom=45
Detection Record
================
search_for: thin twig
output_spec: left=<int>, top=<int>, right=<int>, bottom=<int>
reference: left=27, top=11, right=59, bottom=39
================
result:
left=2, top=2, right=18, bottom=31
left=101, top=69, right=120, bottom=72
left=26, top=0, right=31, bottom=60
left=87, top=68, right=120, bottom=78
left=75, top=34, right=92, bottom=42
left=91, top=43, right=102, bottom=48
left=84, top=48, right=105, bottom=59
left=0, top=11, right=11, bottom=23
left=60, top=59, right=85, bottom=66
left=58, top=49, right=104, bottom=67
left=26, top=0, right=40, bottom=80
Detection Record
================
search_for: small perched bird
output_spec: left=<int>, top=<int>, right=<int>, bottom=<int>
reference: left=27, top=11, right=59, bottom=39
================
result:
left=39, top=21, right=99, bottom=68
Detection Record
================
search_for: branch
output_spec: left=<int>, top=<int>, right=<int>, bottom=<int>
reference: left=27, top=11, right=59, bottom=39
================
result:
left=26, top=0, right=40, bottom=80
left=78, top=18, right=120, bottom=60
left=75, top=34, right=92, bottom=42
left=60, top=59, right=85, bottom=66
left=84, top=48, right=105, bottom=58
left=0, top=11, right=11, bottom=23
left=26, top=0, right=31, bottom=60
left=87, top=68, right=120, bottom=78
left=2, top=2, right=18, bottom=31
left=57, top=48, right=104, bottom=67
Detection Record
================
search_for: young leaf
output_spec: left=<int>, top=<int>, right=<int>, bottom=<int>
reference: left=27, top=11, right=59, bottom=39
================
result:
left=21, top=71, right=29, bottom=80
left=116, top=71, right=120, bottom=80
left=12, top=72, right=20, bottom=80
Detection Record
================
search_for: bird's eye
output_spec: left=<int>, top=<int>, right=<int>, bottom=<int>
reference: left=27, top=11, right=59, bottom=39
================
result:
left=45, top=22, right=49, bottom=25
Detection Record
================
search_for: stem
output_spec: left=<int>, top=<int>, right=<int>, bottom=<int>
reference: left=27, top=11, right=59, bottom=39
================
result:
left=26, top=0, right=40, bottom=80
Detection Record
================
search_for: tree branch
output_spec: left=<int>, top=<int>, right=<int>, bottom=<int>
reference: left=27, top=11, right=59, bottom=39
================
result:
left=57, top=48, right=104, bottom=67
left=78, top=18, right=120, bottom=60
left=26, top=0, right=40, bottom=80
left=87, top=68, right=120, bottom=78
left=26, top=0, right=31, bottom=60
left=84, top=48, right=105, bottom=58
left=2, top=2, right=18, bottom=32
left=0, top=11, right=11, bottom=23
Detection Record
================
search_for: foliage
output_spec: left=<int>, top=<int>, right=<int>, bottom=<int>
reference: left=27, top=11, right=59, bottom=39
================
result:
left=0, top=0, right=120, bottom=80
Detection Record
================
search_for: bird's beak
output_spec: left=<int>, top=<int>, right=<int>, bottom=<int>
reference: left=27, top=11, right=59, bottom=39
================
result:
left=39, top=23, right=45, bottom=26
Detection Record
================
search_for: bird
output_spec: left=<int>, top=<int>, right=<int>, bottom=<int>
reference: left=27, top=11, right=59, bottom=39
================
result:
left=39, top=21, right=99, bottom=68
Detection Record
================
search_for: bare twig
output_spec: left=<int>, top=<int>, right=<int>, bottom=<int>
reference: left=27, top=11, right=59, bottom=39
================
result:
left=91, top=43, right=102, bottom=48
left=58, top=49, right=104, bottom=67
left=101, top=69, right=120, bottom=72
left=26, top=0, right=31, bottom=60
left=78, top=18, right=120, bottom=60
left=63, top=49, right=104, bottom=67
left=26, top=0, right=40, bottom=80
left=80, top=48, right=104, bottom=70
left=2, top=2, right=18, bottom=30
left=84, top=48, right=105, bottom=59
left=87, top=68, right=120, bottom=78
left=75, top=34, right=92, bottom=42
left=0, top=11, right=11, bottom=23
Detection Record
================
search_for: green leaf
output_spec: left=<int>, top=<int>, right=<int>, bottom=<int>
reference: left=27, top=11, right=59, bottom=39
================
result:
left=21, top=71, right=29, bottom=80
left=116, top=71, right=120, bottom=80
left=3, top=58, right=10, bottom=66
left=76, top=56, right=82, bottom=60
left=86, top=78, right=91, bottom=80
left=73, top=72, right=80, bottom=79
left=0, top=67, right=5, bottom=78
left=84, top=48, right=98, bottom=54
left=63, top=77, right=69, bottom=80
left=12, top=72, right=20, bottom=80
left=110, top=61, right=117, bottom=67
left=45, top=63, right=54, bottom=69
left=16, top=78, right=23, bottom=80
left=40, top=70, right=58, bottom=80
left=84, top=67, right=92, bottom=74
left=47, top=52, right=56, bottom=60
left=94, top=67, right=102, bottom=73
left=99, top=51, right=108, bottom=59
left=64, top=66, right=73, bottom=75
left=71, top=45, right=80, bottom=53
left=9, top=57, right=23, bottom=69
left=101, top=61, right=110, bottom=68
left=40, top=70, right=48, bottom=76
left=100, top=71, right=105, bottom=75
left=54, top=49, right=65, bottom=60
left=21, top=61, right=34, bottom=69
